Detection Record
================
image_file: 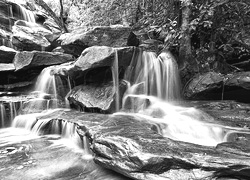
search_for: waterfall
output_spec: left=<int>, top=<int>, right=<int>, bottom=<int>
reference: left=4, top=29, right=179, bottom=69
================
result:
left=10, top=3, right=36, bottom=23
left=122, top=50, right=181, bottom=112
left=0, top=104, right=6, bottom=127
left=12, top=109, right=85, bottom=149
left=111, top=49, right=120, bottom=112
left=117, top=50, right=237, bottom=146
left=26, top=66, right=72, bottom=112
left=0, top=101, right=21, bottom=128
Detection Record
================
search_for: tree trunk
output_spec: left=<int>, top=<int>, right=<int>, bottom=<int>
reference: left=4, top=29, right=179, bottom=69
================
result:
left=34, top=0, right=68, bottom=33
left=178, top=0, right=192, bottom=69
left=59, top=0, right=68, bottom=32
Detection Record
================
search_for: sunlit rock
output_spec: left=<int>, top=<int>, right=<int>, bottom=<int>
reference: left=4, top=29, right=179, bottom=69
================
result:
left=13, top=51, right=74, bottom=71
left=74, top=46, right=139, bottom=72
left=58, top=26, right=139, bottom=56
left=11, top=20, right=55, bottom=51
left=0, top=63, right=15, bottom=72
left=67, top=81, right=127, bottom=113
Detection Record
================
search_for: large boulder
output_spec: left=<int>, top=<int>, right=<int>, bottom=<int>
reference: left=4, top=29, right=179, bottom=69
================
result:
left=58, top=26, right=139, bottom=56
left=225, top=71, right=250, bottom=89
left=11, top=21, right=52, bottom=51
left=67, top=81, right=127, bottom=113
left=27, top=105, right=250, bottom=180
left=74, top=46, right=139, bottom=72
left=184, top=72, right=224, bottom=99
left=184, top=71, right=250, bottom=102
left=13, top=51, right=74, bottom=71
left=0, top=46, right=17, bottom=63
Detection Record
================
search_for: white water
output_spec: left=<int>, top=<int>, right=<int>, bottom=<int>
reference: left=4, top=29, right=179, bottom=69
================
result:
left=123, top=51, right=181, bottom=112
left=29, top=67, right=72, bottom=111
left=121, top=51, right=232, bottom=146
left=9, top=2, right=36, bottom=23
left=112, top=49, right=120, bottom=112
left=0, top=104, right=6, bottom=127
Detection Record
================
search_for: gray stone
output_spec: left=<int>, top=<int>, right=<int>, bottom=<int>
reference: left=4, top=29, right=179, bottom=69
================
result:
left=11, top=21, right=52, bottom=51
left=13, top=51, right=74, bottom=71
left=58, top=26, right=139, bottom=56
left=74, top=46, right=139, bottom=72
left=67, top=81, right=127, bottom=113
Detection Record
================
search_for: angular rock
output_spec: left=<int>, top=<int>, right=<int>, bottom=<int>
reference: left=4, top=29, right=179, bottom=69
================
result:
left=30, top=108, right=250, bottom=180
left=13, top=51, right=74, bottom=71
left=225, top=71, right=250, bottom=89
left=73, top=46, right=139, bottom=72
left=11, top=21, right=52, bottom=51
left=67, top=81, right=127, bottom=113
left=58, top=26, right=139, bottom=56
left=0, top=46, right=17, bottom=63
left=184, top=72, right=225, bottom=99
left=184, top=71, right=250, bottom=102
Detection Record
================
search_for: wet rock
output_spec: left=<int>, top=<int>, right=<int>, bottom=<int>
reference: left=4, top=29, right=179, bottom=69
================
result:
left=58, top=26, right=139, bottom=56
left=88, top=114, right=250, bottom=180
left=35, top=108, right=250, bottom=180
left=13, top=51, right=74, bottom=71
left=0, top=46, right=17, bottom=63
left=184, top=71, right=250, bottom=102
left=11, top=21, right=52, bottom=51
left=225, top=71, right=250, bottom=89
left=184, top=72, right=224, bottom=99
left=73, top=46, right=139, bottom=73
left=67, top=81, right=127, bottom=113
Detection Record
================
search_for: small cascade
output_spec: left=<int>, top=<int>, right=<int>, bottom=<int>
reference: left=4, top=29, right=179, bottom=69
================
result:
left=0, top=104, right=6, bottom=127
left=12, top=109, right=84, bottom=149
left=123, top=51, right=181, bottom=112
left=11, top=3, right=36, bottom=23
left=0, top=101, right=21, bottom=128
left=119, top=50, right=237, bottom=146
left=111, top=49, right=120, bottom=112
left=27, top=67, right=72, bottom=112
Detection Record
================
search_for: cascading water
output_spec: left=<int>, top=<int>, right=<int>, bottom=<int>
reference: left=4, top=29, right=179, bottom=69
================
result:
left=120, top=50, right=236, bottom=146
left=123, top=50, right=181, bottom=112
left=0, top=104, right=6, bottom=127
left=25, top=66, right=72, bottom=112
left=9, top=2, right=36, bottom=23
left=111, top=49, right=120, bottom=112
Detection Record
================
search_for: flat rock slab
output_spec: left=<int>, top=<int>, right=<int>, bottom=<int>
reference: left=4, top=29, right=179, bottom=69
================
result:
left=0, top=128, right=128, bottom=180
left=13, top=51, right=74, bottom=71
left=0, top=63, right=15, bottom=72
left=32, top=107, right=250, bottom=180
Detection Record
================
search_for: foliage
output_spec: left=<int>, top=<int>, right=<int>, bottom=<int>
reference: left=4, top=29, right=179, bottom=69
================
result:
left=190, top=0, right=250, bottom=72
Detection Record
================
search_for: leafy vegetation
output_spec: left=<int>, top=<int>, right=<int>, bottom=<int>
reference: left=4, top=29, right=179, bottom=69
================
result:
left=41, top=0, right=250, bottom=74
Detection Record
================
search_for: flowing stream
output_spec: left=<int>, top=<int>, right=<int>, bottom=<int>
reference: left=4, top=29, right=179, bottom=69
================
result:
left=0, top=43, right=246, bottom=178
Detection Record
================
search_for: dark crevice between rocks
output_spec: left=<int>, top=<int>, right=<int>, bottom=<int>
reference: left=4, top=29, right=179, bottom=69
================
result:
left=214, top=166, right=250, bottom=180
left=188, top=86, right=250, bottom=103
